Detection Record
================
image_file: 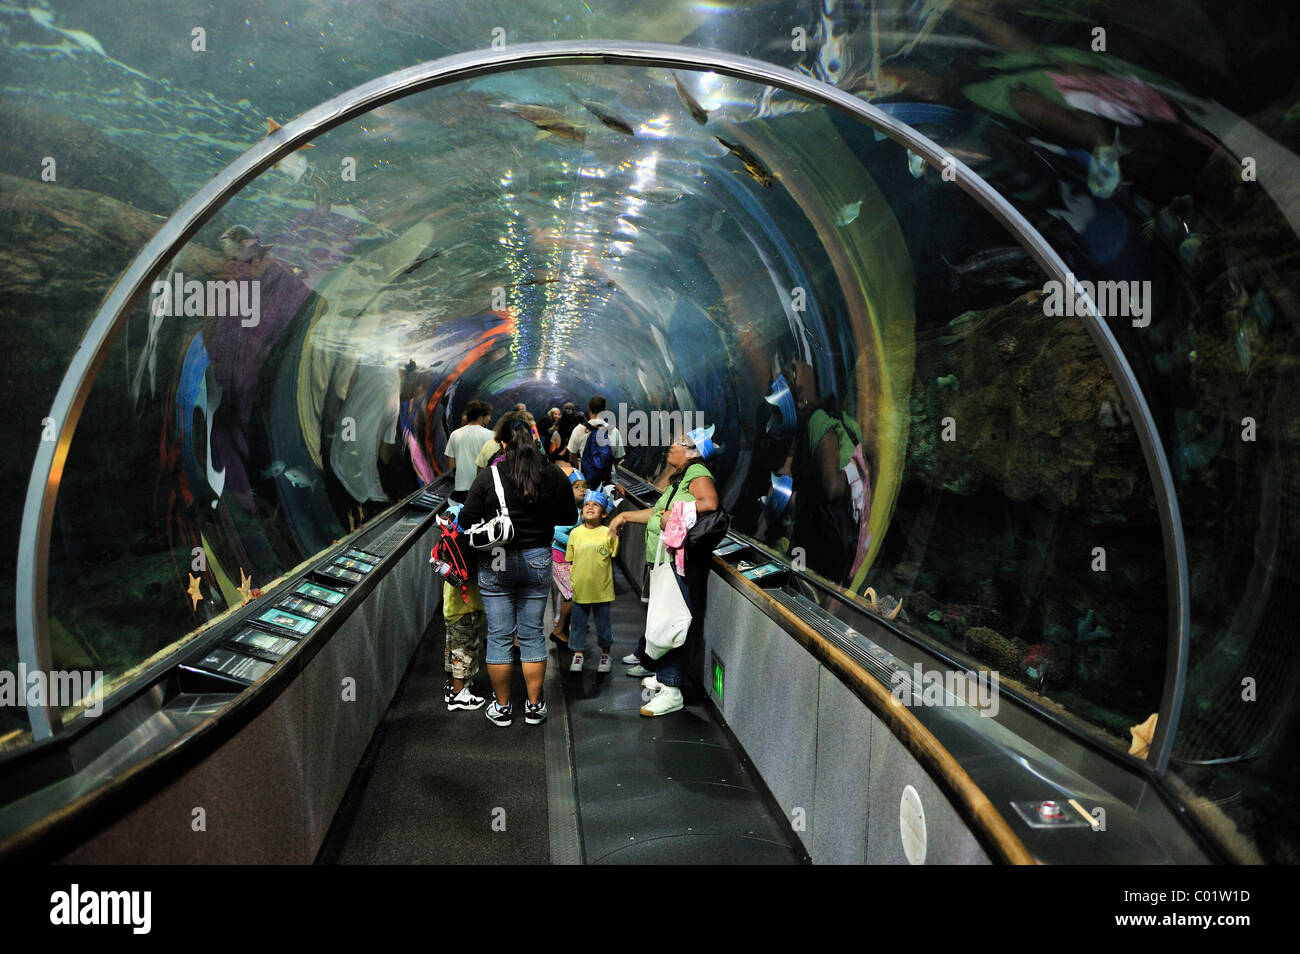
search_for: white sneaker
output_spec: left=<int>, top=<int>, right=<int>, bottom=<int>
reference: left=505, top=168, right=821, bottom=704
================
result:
left=626, top=664, right=653, bottom=677
left=621, top=653, right=640, bottom=665
left=597, top=653, right=612, bottom=673
left=447, top=686, right=486, bottom=711
left=639, top=685, right=683, bottom=717
left=641, top=675, right=663, bottom=703
left=569, top=651, right=585, bottom=672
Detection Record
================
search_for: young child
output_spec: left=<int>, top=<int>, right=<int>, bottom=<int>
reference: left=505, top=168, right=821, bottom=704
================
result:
left=565, top=489, right=618, bottom=672
left=443, top=576, right=487, bottom=710
left=550, top=468, right=587, bottom=644
left=440, top=506, right=487, bottom=711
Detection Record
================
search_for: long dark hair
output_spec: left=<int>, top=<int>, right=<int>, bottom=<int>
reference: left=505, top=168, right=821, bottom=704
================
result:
left=497, top=410, right=546, bottom=502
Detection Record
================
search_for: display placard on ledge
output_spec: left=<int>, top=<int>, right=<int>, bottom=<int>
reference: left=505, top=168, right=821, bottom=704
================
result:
left=295, top=580, right=345, bottom=605
left=255, top=607, right=317, bottom=636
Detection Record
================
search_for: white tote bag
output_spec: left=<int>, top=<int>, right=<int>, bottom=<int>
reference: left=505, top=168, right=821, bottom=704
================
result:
left=643, top=539, right=692, bottom=660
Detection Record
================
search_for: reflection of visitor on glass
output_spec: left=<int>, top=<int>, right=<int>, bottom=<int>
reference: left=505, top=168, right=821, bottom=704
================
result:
left=779, top=359, right=873, bottom=588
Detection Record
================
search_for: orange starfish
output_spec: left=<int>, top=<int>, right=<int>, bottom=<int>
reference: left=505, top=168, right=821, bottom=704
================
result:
left=1129, top=712, right=1158, bottom=759
left=186, top=574, right=203, bottom=611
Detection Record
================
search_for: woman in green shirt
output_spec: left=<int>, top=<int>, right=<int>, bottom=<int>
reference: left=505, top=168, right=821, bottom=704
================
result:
left=608, top=425, right=719, bottom=716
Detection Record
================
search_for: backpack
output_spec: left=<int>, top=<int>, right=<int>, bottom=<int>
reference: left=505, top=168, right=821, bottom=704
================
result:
left=579, top=421, right=614, bottom=487
left=430, top=511, right=476, bottom=604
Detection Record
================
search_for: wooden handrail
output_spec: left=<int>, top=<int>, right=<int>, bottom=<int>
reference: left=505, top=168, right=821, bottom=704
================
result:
left=713, top=557, right=1036, bottom=865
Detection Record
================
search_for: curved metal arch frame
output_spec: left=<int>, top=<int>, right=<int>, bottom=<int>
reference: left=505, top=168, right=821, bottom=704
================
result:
left=16, top=41, right=1188, bottom=772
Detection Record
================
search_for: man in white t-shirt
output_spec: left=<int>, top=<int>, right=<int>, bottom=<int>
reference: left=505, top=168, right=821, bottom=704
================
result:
left=566, top=395, right=625, bottom=486
left=445, top=400, right=495, bottom=501
left=330, top=364, right=400, bottom=507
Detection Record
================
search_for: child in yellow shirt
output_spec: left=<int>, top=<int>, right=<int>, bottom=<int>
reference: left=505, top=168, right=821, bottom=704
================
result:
left=565, top=490, right=618, bottom=672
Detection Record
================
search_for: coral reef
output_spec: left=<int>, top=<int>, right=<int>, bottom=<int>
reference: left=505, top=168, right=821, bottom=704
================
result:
left=963, top=626, right=1028, bottom=676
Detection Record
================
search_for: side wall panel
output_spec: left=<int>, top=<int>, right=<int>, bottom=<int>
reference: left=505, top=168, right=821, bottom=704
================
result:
left=63, top=526, right=440, bottom=864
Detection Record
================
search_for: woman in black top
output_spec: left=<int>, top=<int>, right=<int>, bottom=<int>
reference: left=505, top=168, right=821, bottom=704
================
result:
left=458, top=412, right=577, bottom=726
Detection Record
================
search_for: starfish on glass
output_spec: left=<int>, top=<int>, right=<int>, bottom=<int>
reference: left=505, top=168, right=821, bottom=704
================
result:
left=1129, top=712, right=1158, bottom=759
left=186, top=574, right=203, bottom=611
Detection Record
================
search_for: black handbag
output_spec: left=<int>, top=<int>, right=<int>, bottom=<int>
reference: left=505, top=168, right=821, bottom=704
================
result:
left=665, top=470, right=731, bottom=553
left=464, top=465, right=515, bottom=551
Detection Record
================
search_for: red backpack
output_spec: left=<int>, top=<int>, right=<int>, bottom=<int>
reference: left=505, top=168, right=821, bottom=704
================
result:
left=430, top=512, right=476, bottom=604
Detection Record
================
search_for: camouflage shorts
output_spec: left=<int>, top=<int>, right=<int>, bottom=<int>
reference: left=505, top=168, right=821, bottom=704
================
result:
left=445, top=610, right=486, bottom=680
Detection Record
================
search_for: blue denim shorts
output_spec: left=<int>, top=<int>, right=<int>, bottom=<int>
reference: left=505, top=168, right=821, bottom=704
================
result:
left=477, top=547, right=553, bottom=664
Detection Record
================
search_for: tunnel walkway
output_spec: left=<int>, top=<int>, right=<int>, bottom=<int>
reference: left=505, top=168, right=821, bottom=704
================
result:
left=317, top=562, right=803, bottom=864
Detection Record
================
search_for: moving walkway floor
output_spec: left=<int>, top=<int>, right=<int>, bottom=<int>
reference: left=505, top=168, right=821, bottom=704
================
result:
left=318, top=566, right=804, bottom=864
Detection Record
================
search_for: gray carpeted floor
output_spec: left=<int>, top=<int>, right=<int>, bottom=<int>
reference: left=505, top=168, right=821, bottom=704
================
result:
left=559, top=565, right=802, bottom=865
left=317, top=614, right=550, bottom=864
left=319, top=563, right=802, bottom=865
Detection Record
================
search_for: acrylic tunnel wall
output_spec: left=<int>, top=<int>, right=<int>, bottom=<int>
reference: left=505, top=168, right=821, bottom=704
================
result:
left=1, top=2, right=1298, bottom=866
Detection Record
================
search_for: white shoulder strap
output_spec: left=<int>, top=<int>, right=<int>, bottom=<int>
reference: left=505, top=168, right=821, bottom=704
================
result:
left=490, top=465, right=510, bottom=518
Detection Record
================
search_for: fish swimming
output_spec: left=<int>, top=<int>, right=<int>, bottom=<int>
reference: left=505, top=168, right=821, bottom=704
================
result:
left=400, top=248, right=444, bottom=277
left=835, top=200, right=863, bottom=226
left=638, top=185, right=685, bottom=203
left=265, top=117, right=315, bottom=182
left=715, top=136, right=773, bottom=187
left=1088, top=128, right=1128, bottom=199
left=262, top=460, right=317, bottom=489
left=943, top=247, right=1042, bottom=291
left=906, top=150, right=924, bottom=179
left=282, top=467, right=318, bottom=489
left=570, top=93, right=636, bottom=136
left=671, top=72, right=709, bottom=125
left=1048, top=181, right=1096, bottom=233
left=307, top=169, right=332, bottom=214
left=494, top=102, right=586, bottom=142
left=1178, top=233, right=1204, bottom=268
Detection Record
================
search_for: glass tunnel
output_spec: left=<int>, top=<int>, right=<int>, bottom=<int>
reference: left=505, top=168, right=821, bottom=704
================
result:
left=0, top=0, right=1298, bottom=866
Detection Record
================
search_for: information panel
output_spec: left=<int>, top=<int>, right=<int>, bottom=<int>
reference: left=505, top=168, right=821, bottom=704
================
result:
left=193, top=648, right=274, bottom=684
left=317, top=564, right=363, bottom=585
left=276, top=596, right=329, bottom=620
left=740, top=562, right=784, bottom=581
left=332, top=556, right=375, bottom=574
left=295, top=581, right=345, bottom=605
left=255, top=607, right=317, bottom=635
left=229, top=628, right=296, bottom=660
